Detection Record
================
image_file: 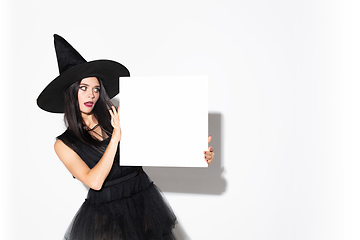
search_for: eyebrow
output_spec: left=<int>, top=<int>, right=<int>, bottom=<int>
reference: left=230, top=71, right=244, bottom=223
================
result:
left=79, top=83, right=101, bottom=88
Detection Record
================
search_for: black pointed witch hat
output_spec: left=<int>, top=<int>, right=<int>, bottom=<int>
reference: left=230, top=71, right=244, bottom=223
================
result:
left=37, top=34, right=130, bottom=113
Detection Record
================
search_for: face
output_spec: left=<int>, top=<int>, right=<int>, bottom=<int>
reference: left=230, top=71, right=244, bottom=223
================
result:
left=78, top=77, right=100, bottom=115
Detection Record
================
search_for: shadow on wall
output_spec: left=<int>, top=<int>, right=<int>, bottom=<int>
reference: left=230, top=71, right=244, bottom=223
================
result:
left=144, top=113, right=226, bottom=195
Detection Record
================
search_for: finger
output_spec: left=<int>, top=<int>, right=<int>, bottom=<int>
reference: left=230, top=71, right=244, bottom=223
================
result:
left=205, top=152, right=214, bottom=158
left=205, top=156, right=213, bottom=162
left=109, top=109, right=117, bottom=122
left=111, top=106, right=120, bottom=120
left=209, top=146, right=213, bottom=152
left=204, top=150, right=214, bottom=156
left=111, top=106, right=118, bottom=116
left=109, top=109, right=115, bottom=118
left=208, top=135, right=212, bottom=144
left=109, top=108, right=119, bottom=127
left=204, top=151, right=214, bottom=162
left=113, top=105, right=119, bottom=114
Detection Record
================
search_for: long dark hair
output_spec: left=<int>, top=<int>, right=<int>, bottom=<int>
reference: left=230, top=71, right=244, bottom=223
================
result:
left=63, top=77, right=114, bottom=148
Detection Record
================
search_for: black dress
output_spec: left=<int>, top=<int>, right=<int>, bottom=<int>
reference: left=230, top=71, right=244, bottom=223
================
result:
left=57, top=129, right=177, bottom=240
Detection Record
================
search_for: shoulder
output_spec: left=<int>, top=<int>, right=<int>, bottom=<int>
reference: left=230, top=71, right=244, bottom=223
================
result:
left=54, top=138, right=81, bottom=164
left=54, top=138, right=67, bottom=150
left=57, top=129, right=73, bottom=141
left=54, top=138, right=68, bottom=155
left=56, top=129, right=79, bottom=149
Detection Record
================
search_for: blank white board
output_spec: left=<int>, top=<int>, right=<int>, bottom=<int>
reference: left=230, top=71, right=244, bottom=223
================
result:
left=116, top=76, right=208, bottom=167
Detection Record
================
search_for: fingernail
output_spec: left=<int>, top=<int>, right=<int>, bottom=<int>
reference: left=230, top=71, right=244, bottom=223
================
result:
left=210, top=147, right=213, bottom=151
left=204, top=151, right=206, bottom=154
left=205, top=156, right=206, bottom=158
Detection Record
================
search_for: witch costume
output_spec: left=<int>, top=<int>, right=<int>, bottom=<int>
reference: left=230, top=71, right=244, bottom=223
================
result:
left=37, top=35, right=177, bottom=240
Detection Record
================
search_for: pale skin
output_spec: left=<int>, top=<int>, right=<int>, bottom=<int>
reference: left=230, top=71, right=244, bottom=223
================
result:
left=54, top=77, right=214, bottom=191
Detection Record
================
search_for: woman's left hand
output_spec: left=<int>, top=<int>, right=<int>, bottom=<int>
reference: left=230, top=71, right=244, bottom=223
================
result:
left=109, top=106, right=121, bottom=142
left=204, top=136, right=215, bottom=164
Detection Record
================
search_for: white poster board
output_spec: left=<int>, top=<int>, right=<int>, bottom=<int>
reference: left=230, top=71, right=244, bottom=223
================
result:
left=116, top=76, right=208, bottom=167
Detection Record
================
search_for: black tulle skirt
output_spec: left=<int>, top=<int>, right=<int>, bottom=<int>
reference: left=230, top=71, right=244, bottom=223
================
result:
left=64, top=169, right=177, bottom=240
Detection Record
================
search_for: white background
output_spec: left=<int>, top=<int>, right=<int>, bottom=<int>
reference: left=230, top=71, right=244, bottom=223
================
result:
left=1, top=0, right=360, bottom=239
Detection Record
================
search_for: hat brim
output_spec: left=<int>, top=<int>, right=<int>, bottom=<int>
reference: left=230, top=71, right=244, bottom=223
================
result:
left=37, top=59, right=130, bottom=113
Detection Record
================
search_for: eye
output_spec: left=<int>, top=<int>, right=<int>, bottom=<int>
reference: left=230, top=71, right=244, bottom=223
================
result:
left=94, top=88, right=100, bottom=93
left=79, top=86, right=87, bottom=91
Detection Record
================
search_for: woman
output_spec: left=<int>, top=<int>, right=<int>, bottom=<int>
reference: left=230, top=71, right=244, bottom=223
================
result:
left=37, top=34, right=214, bottom=240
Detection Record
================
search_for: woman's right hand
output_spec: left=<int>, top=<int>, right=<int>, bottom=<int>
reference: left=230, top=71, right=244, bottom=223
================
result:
left=109, top=106, right=121, bottom=142
left=56, top=105, right=122, bottom=190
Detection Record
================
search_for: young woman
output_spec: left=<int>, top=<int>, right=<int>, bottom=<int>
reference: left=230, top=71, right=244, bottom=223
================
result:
left=37, top=34, right=214, bottom=240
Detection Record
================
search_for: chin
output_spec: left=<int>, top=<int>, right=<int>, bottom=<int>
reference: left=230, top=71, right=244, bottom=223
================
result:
left=80, top=109, right=93, bottom=115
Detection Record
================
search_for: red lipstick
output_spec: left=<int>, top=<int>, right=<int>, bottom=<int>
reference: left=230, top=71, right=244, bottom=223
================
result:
left=84, top=101, right=93, bottom=107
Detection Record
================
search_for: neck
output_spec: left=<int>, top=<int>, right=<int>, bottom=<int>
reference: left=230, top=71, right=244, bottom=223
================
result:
left=81, top=113, right=98, bottom=128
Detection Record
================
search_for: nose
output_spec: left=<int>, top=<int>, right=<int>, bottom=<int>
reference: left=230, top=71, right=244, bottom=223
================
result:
left=88, top=89, right=95, bottom=99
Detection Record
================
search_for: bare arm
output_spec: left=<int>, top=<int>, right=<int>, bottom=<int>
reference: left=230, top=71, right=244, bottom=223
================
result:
left=54, top=138, right=118, bottom=190
left=54, top=106, right=121, bottom=190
